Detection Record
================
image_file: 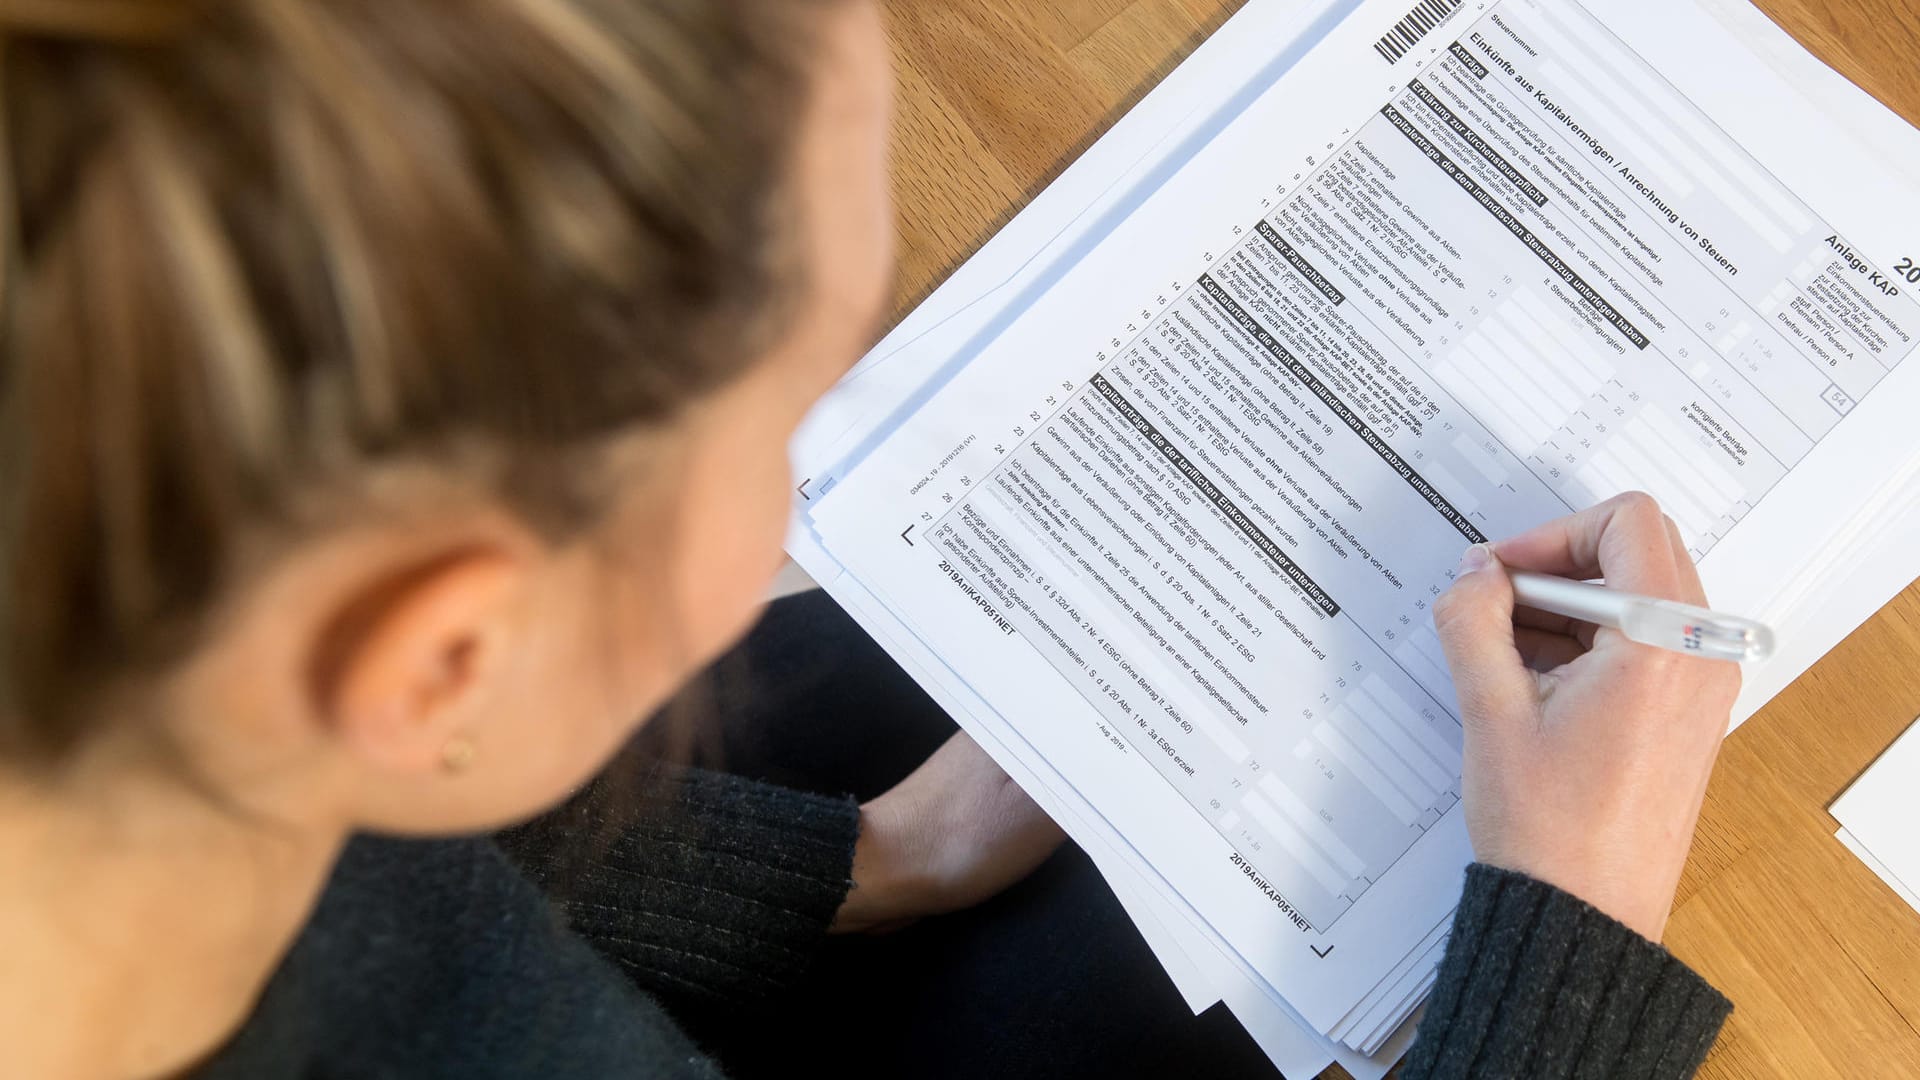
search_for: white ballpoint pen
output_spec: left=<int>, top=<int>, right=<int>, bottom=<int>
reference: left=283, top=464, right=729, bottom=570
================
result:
left=1507, top=570, right=1776, bottom=663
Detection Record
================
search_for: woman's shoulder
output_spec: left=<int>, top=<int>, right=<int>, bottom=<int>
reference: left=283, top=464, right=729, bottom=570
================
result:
left=194, top=834, right=727, bottom=1080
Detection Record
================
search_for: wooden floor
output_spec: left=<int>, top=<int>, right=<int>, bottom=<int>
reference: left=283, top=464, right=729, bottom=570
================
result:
left=880, top=2, right=1920, bottom=1075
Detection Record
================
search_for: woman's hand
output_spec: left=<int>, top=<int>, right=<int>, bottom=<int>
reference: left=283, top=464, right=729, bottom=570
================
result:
left=1433, top=492, right=1740, bottom=942
left=831, top=731, right=1065, bottom=934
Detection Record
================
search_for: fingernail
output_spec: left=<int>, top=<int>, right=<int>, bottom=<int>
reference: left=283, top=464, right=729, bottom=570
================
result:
left=1456, top=543, right=1495, bottom=575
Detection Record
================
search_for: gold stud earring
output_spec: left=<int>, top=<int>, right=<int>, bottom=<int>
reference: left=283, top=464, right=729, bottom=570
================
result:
left=440, top=735, right=478, bottom=774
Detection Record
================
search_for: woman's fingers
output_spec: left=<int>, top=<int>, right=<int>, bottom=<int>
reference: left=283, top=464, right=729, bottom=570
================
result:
left=1492, top=491, right=1689, bottom=601
left=1511, top=603, right=1598, bottom=649
left=1433, top=546, right=1538, bottom=736
left=1514, top=626, right=1587, bottom=672
left=1469, top=494, right=1710, bottom=674
left=1661, top=514, right=1711, bottom=607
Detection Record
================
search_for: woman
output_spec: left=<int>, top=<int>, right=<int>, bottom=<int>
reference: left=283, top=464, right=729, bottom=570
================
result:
left=0, top=1, right=1738, bottom=1077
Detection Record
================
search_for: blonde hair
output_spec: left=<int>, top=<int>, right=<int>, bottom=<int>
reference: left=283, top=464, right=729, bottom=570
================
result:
left=0, top=0, right=828, bottom=760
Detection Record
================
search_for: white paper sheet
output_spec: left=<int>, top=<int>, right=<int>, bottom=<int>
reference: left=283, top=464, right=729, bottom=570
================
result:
left=806, top=0, right=1920, bottom=1038
left=789, top=0, right=1920, bottom=1069
left=1832, top=719, right=1920, bottom=918
left=819, top=569, right=1340, bottom=1076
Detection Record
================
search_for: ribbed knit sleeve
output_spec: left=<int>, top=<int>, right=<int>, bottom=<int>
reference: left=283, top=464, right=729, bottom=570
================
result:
left=1401, top=863, right=1731, bottom=1079
left=499, top=765, right=860, bottom=1012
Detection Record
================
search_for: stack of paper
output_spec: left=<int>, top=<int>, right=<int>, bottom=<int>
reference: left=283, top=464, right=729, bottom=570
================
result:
left=1833, top=719, right=1920, bottom=916
left=785, top=0, right=1920, bottom=1074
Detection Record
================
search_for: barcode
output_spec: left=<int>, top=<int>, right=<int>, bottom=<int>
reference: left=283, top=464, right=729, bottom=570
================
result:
left=1373, top=0, right=1466, bottom=64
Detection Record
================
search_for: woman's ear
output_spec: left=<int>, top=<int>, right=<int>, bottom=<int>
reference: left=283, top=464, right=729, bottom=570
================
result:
left=310, top=549, right=524, bottom=775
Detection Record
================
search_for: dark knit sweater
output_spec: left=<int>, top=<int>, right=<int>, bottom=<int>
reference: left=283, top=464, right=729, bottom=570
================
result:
left=193, top=769, right=1729, bottom=1078
left=194, top=769, right=860, bottom=1080
left=1401, top=864, right=1731, bottom=1078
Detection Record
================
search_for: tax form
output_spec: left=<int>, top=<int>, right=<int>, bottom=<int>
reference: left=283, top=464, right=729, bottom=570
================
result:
left=793, top=0, right=1920, bottom=1064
